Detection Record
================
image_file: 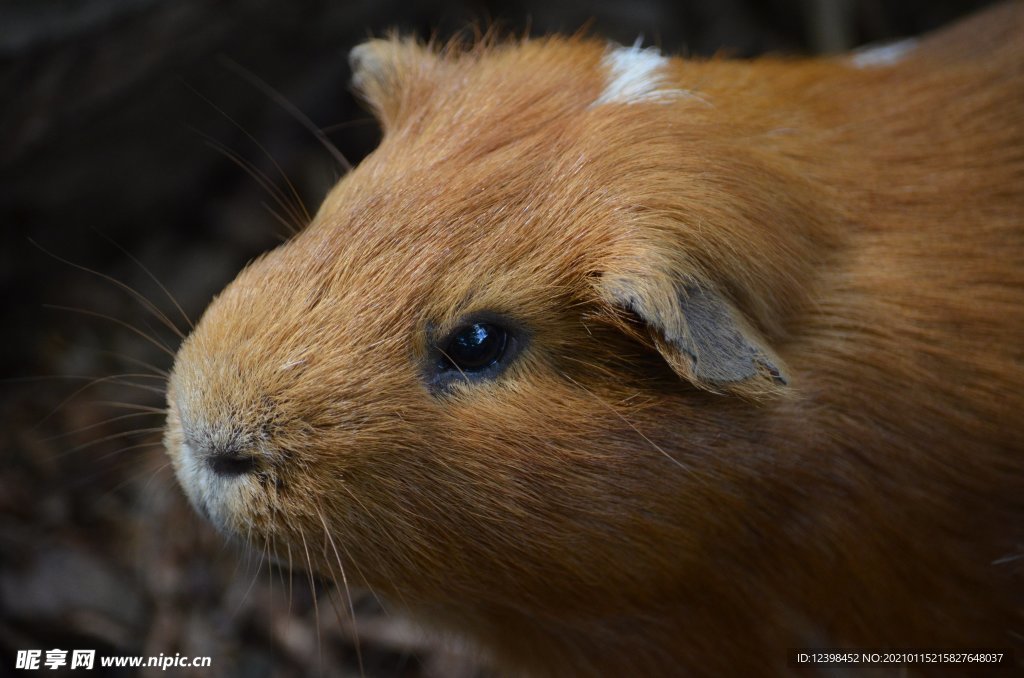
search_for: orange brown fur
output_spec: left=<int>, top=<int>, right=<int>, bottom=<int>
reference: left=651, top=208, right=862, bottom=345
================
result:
left=165, top=3, right=1024, bottom=675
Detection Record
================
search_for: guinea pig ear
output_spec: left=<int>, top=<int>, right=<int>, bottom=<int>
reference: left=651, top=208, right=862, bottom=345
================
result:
left=600, top=271, right=789, bottom=399
left=349, top=37, right=438, bottom=131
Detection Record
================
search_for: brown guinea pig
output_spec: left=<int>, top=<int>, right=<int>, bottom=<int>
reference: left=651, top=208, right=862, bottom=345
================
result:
left=164, top=3, right=1024, bottom=675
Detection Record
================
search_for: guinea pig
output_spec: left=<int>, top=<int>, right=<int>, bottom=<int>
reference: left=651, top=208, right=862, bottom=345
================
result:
left=164, top=2, right=1024, bottom=675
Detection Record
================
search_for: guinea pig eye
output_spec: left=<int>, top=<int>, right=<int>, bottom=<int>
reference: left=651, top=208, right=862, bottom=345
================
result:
left=427, top=315, right=524, bottom=392
left=444, top=323, right=508, bottom=372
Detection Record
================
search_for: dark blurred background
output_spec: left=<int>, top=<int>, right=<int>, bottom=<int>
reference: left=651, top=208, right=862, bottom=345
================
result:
left=0, top=1, right=1001, bottom=676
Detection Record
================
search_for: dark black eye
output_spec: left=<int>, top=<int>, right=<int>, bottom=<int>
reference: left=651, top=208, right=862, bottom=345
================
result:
left=425, top=314, right=526, bottom=393
left=443, top=323, right=508, bottom=372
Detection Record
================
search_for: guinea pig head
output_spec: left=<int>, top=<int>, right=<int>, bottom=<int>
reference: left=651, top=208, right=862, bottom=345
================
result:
left=164, top=37, right=798, bottom=617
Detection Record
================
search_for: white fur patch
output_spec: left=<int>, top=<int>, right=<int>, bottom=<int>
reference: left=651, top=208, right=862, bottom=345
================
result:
left=849, top=38, right=918, bottom=68
left=593, top=43, right=694, bottom=107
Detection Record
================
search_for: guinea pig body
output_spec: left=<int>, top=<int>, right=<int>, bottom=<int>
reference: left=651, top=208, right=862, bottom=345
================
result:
left=165, top=3, right=1024, bottom=675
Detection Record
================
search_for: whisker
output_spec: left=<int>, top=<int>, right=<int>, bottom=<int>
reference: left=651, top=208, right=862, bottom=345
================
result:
left=41, top=410, right=164, bottom=441
left=31, top=373, right=168, bottom=429
left=219, top=57, right=353, bottom=172
left=316, top=504, right=364, bottom=676
left=260, top=200, right=301, bottom=240
left=321, top=581, right=367, bottom=678
left=140, top=316, right=174, bottom=354
left=71, top=440, right=165, bottom=489
left=229, top=524, right=262, bottom=620
left=182, top=80, right=312, bottom=227
left=93, top=401, right=167, bottom=414
left=95, top=349, right=170, bottom=378
left=57, top=426, right=166, bottom=458
left=107, top=380, right=168, bottom=396
left=318, top=116, right=376, bottom=134
left=198, top=132, right=302, bottom=230
left=97, top=439, right=163, bottom=461
left=198, top=134, right=305, bottom=234
left=106, top=456, right=174, bottom=496
left=43, top=304, right=177, bottom=359
left=268, top=511, right=289, bottom=605
left=95, top=382, right=167, bottom=398
left=992, top=552, right=1023, bottom=565
left=90, top=228, right=195, bottom=333
left=336, top=483, right=405, bottom=613
left=224, top=522, right=248, bottom=586
left=232, top=536, right=266, bottom=619
left=240, top=522, right=256, bottom=597
left=562, top=372, right=693, bottom=475
left=286, top=537, right=295, bottom=620
left=30, top=239, right=186, bottom=341
left=299, top=528, right=324, bottom=674
left=4, top=373, right=163, bottom=385
left=141, top=460, right=175, bottom=493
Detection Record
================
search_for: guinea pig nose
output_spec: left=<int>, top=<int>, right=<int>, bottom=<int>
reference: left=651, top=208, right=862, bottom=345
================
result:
left=205, top=447, right=259, bottom=477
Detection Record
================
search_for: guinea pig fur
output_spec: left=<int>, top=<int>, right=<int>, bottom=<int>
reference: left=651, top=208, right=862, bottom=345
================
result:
left=164, top=3, right=1024, bottom=675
